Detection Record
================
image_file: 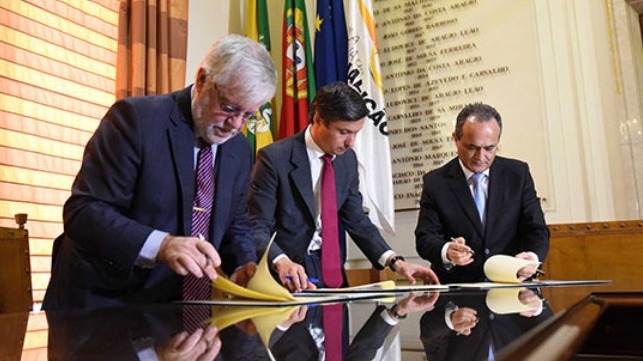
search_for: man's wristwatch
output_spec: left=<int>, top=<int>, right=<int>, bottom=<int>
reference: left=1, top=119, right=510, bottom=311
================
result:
left=390, top=303, right=407, bottom=319
left=388, top=255, right=405, bottom=272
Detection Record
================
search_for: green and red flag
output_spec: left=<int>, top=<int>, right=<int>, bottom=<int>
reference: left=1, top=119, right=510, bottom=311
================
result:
left=279, top=0, right=316, bottom=139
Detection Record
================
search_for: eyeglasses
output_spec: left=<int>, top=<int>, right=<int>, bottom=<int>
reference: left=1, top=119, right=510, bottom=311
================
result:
left=214, top=84, right=256, bottom=123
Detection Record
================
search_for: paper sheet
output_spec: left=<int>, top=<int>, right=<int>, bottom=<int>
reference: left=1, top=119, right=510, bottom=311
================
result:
left=483, top=255, right=539, bottom=283
left=449, top=279, right=612, bottom=289
left=302, top=280, right=396, bottom=293
left=208, top=304, right=298, bottom=353
left=485, top=288, right=540, bottom=314
left=212, top=234, right=295, bottom=301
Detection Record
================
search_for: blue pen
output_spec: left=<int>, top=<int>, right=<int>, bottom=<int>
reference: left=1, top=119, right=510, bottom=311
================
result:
left=285, top=274, right=319, bottom=284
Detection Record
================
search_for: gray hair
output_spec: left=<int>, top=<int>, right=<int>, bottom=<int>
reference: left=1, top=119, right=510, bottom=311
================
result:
left=199, top=34, right=277, bottom=106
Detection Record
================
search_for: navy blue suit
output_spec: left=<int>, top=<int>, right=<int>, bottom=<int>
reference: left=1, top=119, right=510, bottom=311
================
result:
left=43, top=86, right=256, bottom=310
left=415, top=157, right=549, bottom=283
left=248, top=131, right=390, bottom=278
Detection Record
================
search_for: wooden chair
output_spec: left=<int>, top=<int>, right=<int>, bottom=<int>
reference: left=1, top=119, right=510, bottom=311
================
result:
left=0, top=213, right=33, bottom=313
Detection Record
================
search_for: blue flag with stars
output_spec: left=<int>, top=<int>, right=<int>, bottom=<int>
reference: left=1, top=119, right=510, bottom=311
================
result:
left=314, top=0, right=348, bottom=88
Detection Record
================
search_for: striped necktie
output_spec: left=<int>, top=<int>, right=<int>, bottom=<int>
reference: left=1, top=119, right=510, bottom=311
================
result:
left=183, top=145, right=214, bottom=301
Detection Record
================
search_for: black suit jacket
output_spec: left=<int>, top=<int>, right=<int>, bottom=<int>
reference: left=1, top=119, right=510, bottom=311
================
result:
left=248, top=131, right=390, bottom=273
left=420, top=292, right=553, bottom=361
left=47, top=304, right=184, bottom=361
left=43, top=87, right=256, bottom=310
left=415, top=157, right=549, bottom=283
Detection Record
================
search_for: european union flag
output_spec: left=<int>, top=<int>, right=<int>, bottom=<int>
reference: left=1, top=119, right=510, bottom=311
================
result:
left=314, top=0, right=348, bottom=88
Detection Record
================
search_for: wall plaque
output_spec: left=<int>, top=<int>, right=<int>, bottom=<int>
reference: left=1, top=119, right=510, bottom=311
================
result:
left=374, top=0, right=552, bottom=210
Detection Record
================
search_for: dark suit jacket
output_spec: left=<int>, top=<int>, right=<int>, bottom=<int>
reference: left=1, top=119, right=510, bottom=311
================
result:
left=47, top=304, right=184, bottom=361
left=269, top=304, right=394, bottom=361
left=248, top=131, right=390, bottom=276
left=43, top=86, right=256, bottom=310
left=420, top=292, right=553, bottom=361
left=415, top=157, right=549, bottom=283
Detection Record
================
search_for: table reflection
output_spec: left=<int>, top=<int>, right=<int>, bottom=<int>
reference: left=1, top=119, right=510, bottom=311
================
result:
left=3, top=285, right=615, bottom=361
left=420, top=288, right=552, bottom=361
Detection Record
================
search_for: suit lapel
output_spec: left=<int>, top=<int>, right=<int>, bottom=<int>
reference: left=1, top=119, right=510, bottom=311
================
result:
left=333, top=152, right=350, bottom=201
left=289, top=133, right=316, bottom=219
left=484, top=159, right=503, bottom=239
left=446, top=160, right=485, bottom=236
left=211, top=139, right=241, bottom=247
left=167, top=87, right=195, bottom=236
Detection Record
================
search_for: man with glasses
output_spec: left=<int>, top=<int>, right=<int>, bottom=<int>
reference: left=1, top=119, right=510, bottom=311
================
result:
left=43, top=34, right=277, bottom=310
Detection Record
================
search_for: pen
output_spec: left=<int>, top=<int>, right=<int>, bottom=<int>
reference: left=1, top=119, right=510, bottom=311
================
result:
left=451, top=237, right=475, bottom=255
left=197, top=233, right=213, bottom=268
left=284, top=274, right=320, bottom=285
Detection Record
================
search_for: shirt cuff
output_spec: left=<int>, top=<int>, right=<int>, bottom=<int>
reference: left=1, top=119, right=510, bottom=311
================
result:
left=444, top=303, right=457, bottom=330
left=272, top=253, right=288, bottom=265
left=525, top=251, right=539, bottom=263
left=378, top=250, right=396, bottom=269
left=380, top=308, right=399, bottom=326
left=441, top=242, right=454, bottom=270
left=136, top=230, right=168, bottom=268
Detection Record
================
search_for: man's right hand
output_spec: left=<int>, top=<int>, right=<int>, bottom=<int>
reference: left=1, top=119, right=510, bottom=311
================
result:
left=450, top=306, right=478, bottom=336
left=446, top=237, right=475, bottom=266
left=156, top=326, right=220, bottom=361
left=274, top=257, right=316, bottom=292
left=157, top=234, right=220, bottom=281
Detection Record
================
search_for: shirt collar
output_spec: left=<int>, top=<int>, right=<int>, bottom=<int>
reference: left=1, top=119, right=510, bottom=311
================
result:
left=305, top=125, right=333, bottom=159
left=458, top=158, right=490, bottom=180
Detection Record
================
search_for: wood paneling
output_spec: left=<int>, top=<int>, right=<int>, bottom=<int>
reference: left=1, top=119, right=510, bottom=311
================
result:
left=543, top=220, right=643, bottom=312
left=0, top=225, right=33, bottom=313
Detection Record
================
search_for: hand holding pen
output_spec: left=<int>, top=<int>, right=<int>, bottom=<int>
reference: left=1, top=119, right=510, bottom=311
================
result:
left=447, top=237, right=475, bottom=266
left=156, top=233, right=220, bottom=280
left=194, top=233, right=219, bottom=280
left=274, top=257, right=317, bottom=292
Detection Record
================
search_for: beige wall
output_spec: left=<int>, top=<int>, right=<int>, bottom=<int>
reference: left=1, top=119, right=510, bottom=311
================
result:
left=186, top=0, right=643, bottom=265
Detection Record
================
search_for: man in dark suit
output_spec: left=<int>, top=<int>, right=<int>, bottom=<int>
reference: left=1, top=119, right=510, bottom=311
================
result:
left=43, top=34, right=277, bottom=310
left=248, top=81, right=439, bottom=292
left=415, top=103, right=549, bottom=283
left=269, top=292, right=439, bottom=360
left=420, top=289, right=552, bottom=361
left=47, top=304, right=221, bottom=360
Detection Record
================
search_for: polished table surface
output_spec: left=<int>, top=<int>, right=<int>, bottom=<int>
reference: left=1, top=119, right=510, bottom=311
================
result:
left=2, top=284, right=642, bottom=361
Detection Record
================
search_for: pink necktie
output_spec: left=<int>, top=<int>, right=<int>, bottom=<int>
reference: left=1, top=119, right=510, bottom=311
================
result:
left=321, top=154, right=343, bottom=288
left=183, top=145, right=214, bottom=301
left=323, top=303, right=343, bottom=360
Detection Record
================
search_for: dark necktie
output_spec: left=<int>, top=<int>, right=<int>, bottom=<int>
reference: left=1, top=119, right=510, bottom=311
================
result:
left=471, top=172, right=486, bottom=224
left=321, top=154, right=343, bottom=288
left=183, top=145, right=214, bottom=301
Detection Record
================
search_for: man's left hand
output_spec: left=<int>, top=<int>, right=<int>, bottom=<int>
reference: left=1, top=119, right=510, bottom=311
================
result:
left=515, top=252, right=539, bottom=281
left=395, top=261, right=441, bottom=285
left=229, top=262, right=257, bottom=287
